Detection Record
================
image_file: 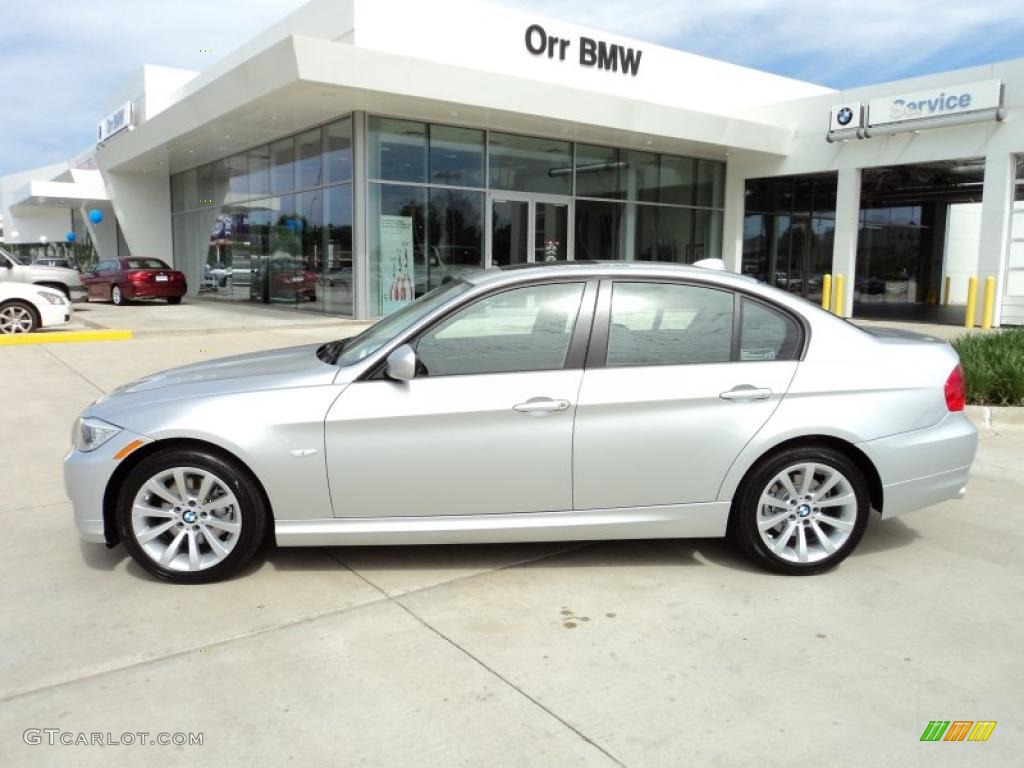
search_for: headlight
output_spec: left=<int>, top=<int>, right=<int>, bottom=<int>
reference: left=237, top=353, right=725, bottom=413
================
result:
left=40, top=291, right=67, bottom=305
left=72, top=416, right=123, bottom=452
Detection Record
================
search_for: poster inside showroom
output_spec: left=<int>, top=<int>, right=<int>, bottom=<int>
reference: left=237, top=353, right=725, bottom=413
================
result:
left=380, top=215, right=415, bottom=314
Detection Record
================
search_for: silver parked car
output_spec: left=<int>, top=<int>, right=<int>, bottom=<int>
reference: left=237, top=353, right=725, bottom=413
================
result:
left=64, top=262, right=977, bottom=583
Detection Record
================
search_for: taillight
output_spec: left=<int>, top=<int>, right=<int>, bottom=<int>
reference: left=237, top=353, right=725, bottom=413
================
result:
left=944, top=365, right=965, bottom=412
left=130, top=271, right=149, bottom=283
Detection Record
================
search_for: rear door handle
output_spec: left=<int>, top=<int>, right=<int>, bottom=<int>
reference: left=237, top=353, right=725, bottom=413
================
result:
left=720, top=386, right=773, bottom=401
left=513, top=397, right=571, bottom=414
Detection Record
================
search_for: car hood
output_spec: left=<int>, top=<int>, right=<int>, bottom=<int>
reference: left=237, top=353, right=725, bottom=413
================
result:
left=93, top=343, right=338, bottom=409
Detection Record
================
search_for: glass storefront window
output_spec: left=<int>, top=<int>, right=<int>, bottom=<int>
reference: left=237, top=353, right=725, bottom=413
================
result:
left=659, top=156, right=696, bottom=206
left=575, top=199, right=624, bottom=260
left=488, top=133, right=571, bottom=195
left=429, top=125, right=484, bottom=188
left=368, top=117, right=427, bottom=183
left=325, top=119, right=353, bottom=184
left=248, top=145, right=271, bottom=198
left=575, top=145, right=659, bottom=202
left=270, top=137, right=295, bottom=196
left=324, top=184, right=354, bottom=315
left=296, top=129, right=323, bottom=191
left=426, top=188, right=484, bottom=291
left=196, top=161, right=228, bottom=209
left=226, top=153, right=248, bottom=203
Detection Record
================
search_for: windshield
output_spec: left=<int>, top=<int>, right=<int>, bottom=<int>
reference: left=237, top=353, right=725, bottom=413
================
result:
left=1, top=247, right=31, bottom=266
left=321, top=279, right=471, bottom=366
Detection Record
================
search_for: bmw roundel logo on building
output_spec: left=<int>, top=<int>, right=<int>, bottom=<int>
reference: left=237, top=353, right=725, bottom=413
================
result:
left=829, top=102, right=863, bottom=134
left=836, top=107, right=853, bottom=126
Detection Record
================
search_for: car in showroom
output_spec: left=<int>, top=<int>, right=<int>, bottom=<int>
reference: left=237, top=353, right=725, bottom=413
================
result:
left=81, top=257, right=187, bottom=305
left=1, top=246, right=85, bottom=300
left=0, top=281, right=73, bottom=333
left=64, top=261, right=977, bottom=583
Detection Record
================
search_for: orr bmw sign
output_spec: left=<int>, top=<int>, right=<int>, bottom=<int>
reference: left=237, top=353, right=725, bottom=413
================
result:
left=524, top=23, right=642, bottom=76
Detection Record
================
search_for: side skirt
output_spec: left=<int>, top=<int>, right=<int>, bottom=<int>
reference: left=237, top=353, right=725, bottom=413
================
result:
left=275, top=503, right=730, bottom=547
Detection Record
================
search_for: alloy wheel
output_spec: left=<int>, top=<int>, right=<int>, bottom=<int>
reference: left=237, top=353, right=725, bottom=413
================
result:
left=756, top=462, right=858, bottom=565
left=130, top=466, right=242, bottom=572
left=0, top=304, right=35, bottom=334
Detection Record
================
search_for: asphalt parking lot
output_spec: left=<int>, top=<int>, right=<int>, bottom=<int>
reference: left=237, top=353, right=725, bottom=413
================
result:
left=0, top=299, right=1021, bottom=766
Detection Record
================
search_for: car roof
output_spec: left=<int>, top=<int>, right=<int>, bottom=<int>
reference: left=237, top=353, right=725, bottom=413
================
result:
left=462, top=260, right=761, bottom=290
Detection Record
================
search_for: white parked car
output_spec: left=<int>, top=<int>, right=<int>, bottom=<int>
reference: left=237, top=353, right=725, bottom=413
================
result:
left=0, top=282, right=73, bottom=334
left=1, top=246, right=85, bottom=300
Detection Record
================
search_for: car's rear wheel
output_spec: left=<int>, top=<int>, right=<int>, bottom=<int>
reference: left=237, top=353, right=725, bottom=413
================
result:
left=116, top=449, right=267, bottom=583
left=0, top=300, right=39, bottom=334
left=167, top=296, right=182, bottom=305
left=731, top=446, right=869, bottom=575
left=111, top=284, right=127, bottom=306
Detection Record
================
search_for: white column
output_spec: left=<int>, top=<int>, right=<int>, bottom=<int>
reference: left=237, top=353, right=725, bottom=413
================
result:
left=102, top=169, right=173, bottom=264
left=831, top=168, right=861, bottom=318
left=976, top=152, right=1015, bottom=327
left=720, top=159, right=745, bottom=272
left=79, top=202, right=118, bottom=260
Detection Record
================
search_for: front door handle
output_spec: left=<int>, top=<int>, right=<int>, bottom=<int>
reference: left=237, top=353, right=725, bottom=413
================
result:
left=720, top=386, right=773, bottom=401
left=513, top=397, right=571, bottom=414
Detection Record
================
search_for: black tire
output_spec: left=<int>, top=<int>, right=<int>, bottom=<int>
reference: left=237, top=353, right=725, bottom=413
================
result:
left=0, top=300, right=40, bottom=334
left=167, top=296, right=182, bottom=305
left=730, top=445, right=870, bottom=575
left=111, top=284, right=127, bottom=306
left=116, top=448, right=268, bottom=584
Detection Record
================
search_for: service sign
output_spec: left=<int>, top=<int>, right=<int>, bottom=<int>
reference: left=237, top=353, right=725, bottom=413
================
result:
left=868, top=80, right=1001, bottom=127
left=829, top=102, right=862, bottom=132
left=97, top=101, right=134, bottom=143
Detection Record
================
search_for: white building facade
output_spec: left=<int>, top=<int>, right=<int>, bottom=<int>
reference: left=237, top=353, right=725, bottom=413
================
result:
left=2, top=0, right=1023, bottom=323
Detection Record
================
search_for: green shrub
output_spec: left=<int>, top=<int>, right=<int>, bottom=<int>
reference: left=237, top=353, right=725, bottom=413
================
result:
left=951, top=328, right=1024, bottom=406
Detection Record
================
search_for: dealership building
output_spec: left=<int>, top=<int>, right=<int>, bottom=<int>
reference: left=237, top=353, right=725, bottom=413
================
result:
left=2, top=0, right=1023, bottom=324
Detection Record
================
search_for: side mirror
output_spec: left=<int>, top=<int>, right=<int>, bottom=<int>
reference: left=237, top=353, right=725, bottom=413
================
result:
left=385, top=344, right=418, bottom=382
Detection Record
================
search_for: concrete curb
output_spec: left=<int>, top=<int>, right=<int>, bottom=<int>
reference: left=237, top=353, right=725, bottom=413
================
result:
left=965, top=404, right=1024, bottom=430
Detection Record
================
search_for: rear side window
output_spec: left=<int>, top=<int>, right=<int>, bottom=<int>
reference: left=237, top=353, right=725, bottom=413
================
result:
left=606, top=282, right=734, bottom=366
left=739, top=298, right=801, bottom=361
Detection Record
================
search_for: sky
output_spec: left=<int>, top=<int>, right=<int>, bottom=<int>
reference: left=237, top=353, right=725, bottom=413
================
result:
left=1, top=0, right=1023, bottom=177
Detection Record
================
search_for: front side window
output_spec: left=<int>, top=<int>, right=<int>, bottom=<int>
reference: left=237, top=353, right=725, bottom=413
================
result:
left=606, top=282, right=733, bottom=366
left=416, top=282, right=585, bottom=376
left=739, top=298, right=801, bottom=361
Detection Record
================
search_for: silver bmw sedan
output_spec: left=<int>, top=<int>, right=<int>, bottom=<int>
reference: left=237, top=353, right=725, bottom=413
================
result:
left=64, top=262, right=977, bottom=583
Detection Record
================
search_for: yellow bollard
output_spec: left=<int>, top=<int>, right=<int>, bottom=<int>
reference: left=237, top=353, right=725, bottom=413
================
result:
left=833, top=273, right=845, bottom=317
left=964, top=276, right=978, bottom=328
left=981, top=276, right=996, bottom=330
left=943, top=275, right=951, bottom=306
left=821, top=274, right=832, bottom=312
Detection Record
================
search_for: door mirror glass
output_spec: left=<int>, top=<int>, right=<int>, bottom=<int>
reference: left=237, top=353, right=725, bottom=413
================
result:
left=385, top=344, right=418, bottom=381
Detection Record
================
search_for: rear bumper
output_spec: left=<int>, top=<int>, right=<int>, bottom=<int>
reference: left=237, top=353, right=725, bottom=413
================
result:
left=858, top=412, right=978, bottom=519
left=124, top=283, right=186, bottom=299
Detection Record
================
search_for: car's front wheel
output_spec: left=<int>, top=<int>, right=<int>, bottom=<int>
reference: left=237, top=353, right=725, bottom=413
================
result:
left=0, top=300, right=39, bottom=334
left=116, top=448, right=268, bottom=583
left=731, top=446, right=869, bottom=575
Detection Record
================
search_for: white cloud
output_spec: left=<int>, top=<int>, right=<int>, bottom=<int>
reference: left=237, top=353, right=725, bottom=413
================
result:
left=1, top=0, right=1022, bottom=176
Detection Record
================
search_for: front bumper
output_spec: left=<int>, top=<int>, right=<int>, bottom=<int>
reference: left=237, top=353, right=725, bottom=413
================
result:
left=38, top=301, right=72, bottom=330
left=63, top=428, right=152, bottom=544
left=859, top=412, right=978, bottom=519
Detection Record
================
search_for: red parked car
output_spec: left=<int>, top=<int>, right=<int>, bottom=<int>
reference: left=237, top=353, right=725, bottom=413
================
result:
left=82, top=258, right=187, bottom=306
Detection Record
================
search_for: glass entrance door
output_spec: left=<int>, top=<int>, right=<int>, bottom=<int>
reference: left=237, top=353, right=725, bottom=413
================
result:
left=490, top=194, right=572, bottom=267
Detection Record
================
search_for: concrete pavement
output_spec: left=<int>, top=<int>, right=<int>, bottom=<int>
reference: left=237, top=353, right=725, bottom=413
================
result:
left=0, top=300, right=1021, bottom=766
